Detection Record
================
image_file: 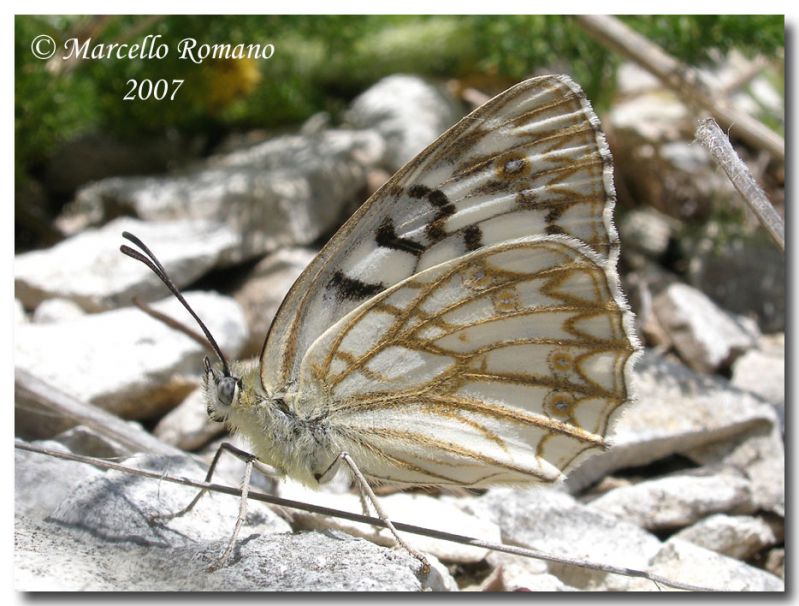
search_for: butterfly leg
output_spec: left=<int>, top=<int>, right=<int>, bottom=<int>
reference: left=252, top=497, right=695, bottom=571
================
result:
left=207, top=446, right=256, bottom=572
left=150, top=441, right=259, bottom=571
left=326, top=451, right=431, bottom=575
left=357, top=487, right=371, bottom=519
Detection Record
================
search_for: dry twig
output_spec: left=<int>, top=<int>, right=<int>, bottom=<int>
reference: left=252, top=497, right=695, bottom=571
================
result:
left=574, top=15, right=784, bottom=162
left=695, top=118, right=784, bottom=252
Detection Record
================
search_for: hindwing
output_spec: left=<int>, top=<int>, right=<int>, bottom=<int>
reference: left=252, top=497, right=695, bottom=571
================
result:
left=295, top=237, right=638, bottom=486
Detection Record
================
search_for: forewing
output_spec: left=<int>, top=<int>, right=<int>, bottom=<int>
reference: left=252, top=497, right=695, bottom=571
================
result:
left=296, top=237, right=639, bottom=487
left=261, top=75, right=618, bottom=390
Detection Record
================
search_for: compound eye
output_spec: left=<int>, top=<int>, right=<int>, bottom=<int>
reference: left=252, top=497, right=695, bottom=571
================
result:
left=217, top=376, right=239, bottom=408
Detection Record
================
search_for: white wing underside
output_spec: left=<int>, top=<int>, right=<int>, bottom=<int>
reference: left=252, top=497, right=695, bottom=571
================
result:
left=296, top=237, right=637, bottom=487
left=259, top=75, right=639, bottom=487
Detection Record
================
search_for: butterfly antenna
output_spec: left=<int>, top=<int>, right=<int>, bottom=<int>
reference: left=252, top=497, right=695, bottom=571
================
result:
left=120, top=231, right=232, bottom=377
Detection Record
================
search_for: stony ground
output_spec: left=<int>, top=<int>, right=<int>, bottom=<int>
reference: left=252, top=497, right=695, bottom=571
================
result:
left=15, top=66, right=784, bottom=591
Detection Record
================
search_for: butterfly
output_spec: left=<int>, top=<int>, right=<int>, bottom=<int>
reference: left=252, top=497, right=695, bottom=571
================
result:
left=122, top=74, right=640, bottom=571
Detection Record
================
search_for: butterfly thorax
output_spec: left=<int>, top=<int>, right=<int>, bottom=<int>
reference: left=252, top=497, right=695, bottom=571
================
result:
left=204, top=359, right=335, bottom=486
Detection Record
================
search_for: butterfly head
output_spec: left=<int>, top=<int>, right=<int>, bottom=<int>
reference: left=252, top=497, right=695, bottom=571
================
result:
left=202, top=356, right=263, bottom=424
left=203, top=356, right=242, bottom=422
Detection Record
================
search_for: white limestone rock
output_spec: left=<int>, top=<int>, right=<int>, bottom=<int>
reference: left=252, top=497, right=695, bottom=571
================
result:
left=732, top=333, right=784, bottom=411
left=619, top=208, right=678, bottom=258
left=32, top=298, right=86, bottom=323
left=344, top=74, right=462, bottom=171
left=673, top=514, right=781, bottom=560
left=70, top=130, right=384, bottom=263
left=153, top=386, right=225, bottom=451
left=638, top=538, right=783, bottom=592
left=484, top=553, right=578, bottom=592
left=588, top=474, right=756, bottom=530
left=277, top=479, right=502, bottom=564
left=15, top=439, right=103, bottom=520
left=15, top=217, right=240, bottom=311
left=15, top=517, right=433, bottom=591
left=653, top=283, right=758, bottom=373
left=686, top=422, right=785, bottom=517
left=15, top=291, right=246, bottom=419
left=466, top=487, right=662, bottom=590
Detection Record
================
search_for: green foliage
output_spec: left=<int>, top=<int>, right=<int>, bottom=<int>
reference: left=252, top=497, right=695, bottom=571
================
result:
left=470, top=16, right=619, bottom=106
left=15, top=17, right=98, bottom=174
left=626, top=15, right=784, bottom=64
left=15, top=14, right=785, bottom=189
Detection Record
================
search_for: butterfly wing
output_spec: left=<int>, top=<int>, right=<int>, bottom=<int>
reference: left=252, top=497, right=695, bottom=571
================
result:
left=261, top=75, right=619, bottom=391
left=295, top=236, right=638, bottom=486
